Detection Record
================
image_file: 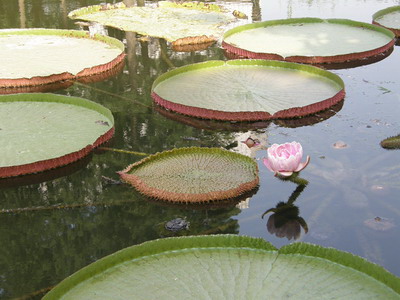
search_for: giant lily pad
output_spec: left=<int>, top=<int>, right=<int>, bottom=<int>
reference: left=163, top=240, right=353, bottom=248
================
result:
left=0, top=93, right=114, bottom=178
left=43, top=235, right=400, bottom=299
left=68, top=1, right=237, bottom=44
left=373, top=6, right=400, bottom=37
left=0, top=29, right=125, bottom=88
left=152, top=60, right=345, bottom=121
left=222, top=18, right=395, bottom=64
left=118, top=147, right=259, bottom=203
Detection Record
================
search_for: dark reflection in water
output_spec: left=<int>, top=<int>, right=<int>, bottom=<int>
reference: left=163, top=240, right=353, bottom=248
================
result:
left=155, top=100, right=345, bottom=131
left=1, top=0, right=400, bottom=299
left=224, top=46, right=395, bottom=70
left=0, top=155, right=91, bottom=188
left=262, top=176, right=309, bottom=241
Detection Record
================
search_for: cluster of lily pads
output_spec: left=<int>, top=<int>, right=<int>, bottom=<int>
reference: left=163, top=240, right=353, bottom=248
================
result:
left=1, top=1, right=399, bottom=298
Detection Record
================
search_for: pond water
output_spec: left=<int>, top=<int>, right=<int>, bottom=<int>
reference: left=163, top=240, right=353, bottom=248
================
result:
left=0, top=0, right=400, bottom=298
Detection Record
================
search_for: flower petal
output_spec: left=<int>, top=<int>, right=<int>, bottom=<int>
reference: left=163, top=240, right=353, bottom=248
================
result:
left=263, top=158, right=275, bottom=172
left=294, top=155, right=311, bottom=172
left=276, top=171, right=293, bottom=177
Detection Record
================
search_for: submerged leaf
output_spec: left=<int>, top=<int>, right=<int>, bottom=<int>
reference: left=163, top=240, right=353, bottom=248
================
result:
left=118, top=147, right=259, bottom=203
left=43, top=235, right=400, bottom=299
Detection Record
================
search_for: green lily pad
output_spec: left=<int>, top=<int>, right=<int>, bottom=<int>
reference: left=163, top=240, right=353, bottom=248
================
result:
left=43, top=235, right=400, bottom=299
left=0, top=29, right=125, bottom=88
left=152, top=60, right=345, bottom=121
left=222, top=18, right=395, bottom=64
left=380, top=134, right=400, bottom=149
left=0, top=93, right=114, bottom=178
left=118, top=147, right=259, bottom=203
left=68, top=1, right=237, bottom=43
left=373, top=6, right=400, bottom=37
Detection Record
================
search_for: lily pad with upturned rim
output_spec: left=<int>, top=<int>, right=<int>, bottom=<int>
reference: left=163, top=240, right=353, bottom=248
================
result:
left=0, top=29, right=125, bottom=88
left=0, top=93, right=114, bottom=178
left=43, top=234, right=400, bottom=299
left=152, top=59, right=345, bottom=121
left=222, top=18, right=395, bottom=64
left=68, top=1, right=237, bottom=43
left=373, top=6, right=400, bottom=37
left=118, top=147, right=259, bottom=203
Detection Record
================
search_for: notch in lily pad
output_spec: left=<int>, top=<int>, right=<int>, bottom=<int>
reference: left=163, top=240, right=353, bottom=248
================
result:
left=152, top=59, right=345, bottom=122
left=0, top=93, right=114, bottom=178
left=118, top=147, right=259, bottom=203
left=43, top=235, right=400, bottom=299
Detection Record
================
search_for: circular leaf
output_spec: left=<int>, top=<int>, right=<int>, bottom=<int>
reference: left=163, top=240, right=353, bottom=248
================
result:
left=222, top=18, right=395, bottom=64
left=68, top=2, right=236, bottom=43
left=373, top=6, right=400, bottom=37
left=0, top=29, right=125, bottom=88
left=43, top=235, right=400, bottom=299
left=118, top=147, right=259, bottom=203
left=0, top=93, right=114, bottom=178
left=152, top=60, right=345, bottom=121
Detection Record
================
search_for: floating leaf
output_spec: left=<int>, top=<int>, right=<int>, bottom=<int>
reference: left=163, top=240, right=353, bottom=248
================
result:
left=222, top=18, right=395, bottom=64
left=118, top=147, right=259, bottom=203
left=152, top=60, right=345, bottom=121
left=373, top=6, right=400, bottom=37
left=380, top=135, right=400, bottom=149
left=0, top=29, right=125, bottom=88
left=43, top=235, right=400, bottom=299
left=0, top=93, right=114, bottom=178
left=68, top=1, right=237, bottom=43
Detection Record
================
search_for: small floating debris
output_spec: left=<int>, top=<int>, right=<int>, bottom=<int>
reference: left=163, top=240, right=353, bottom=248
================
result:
left=332, top=141, right=348, bottom=149
left=364, top=216, right=394, bottom=231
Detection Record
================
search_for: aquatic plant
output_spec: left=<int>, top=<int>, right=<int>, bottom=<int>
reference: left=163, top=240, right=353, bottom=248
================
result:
left=43, top=235, right=400, bottom=299
left=68, top=1, right=240, bottom=44
left=0, top=93, right=114, bottom=178
left=0, top=29, right=125, bottom=88
left=118, top=147, right=259, bottom=203
left=380, top=134, right=400, bottom=150
left=222, top=18, right=395, bottom=64
left=263, top=142, right=310, bottom=178
left=373, top=6, right=400, bottom=37
left=152, top=60, right=345, bottom=121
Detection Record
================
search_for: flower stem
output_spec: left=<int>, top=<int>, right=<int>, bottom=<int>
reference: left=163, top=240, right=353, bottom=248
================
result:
left=98, top=147, right=148, bottom=156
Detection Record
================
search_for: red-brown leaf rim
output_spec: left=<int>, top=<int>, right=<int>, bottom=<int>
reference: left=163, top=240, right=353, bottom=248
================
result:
left=222, top=18, right=395, bottom=64
left=0, top=29, right=125, bottom=88
left=118, top=147, right=259, bottom=204
left=373, top=6, right=400, bottom=37
left=151, top=59, right=345, bottom=121
left=0, top=93, right=114, bottom=178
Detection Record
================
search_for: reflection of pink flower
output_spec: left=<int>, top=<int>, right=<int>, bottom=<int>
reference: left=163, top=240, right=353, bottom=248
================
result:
left=263, top=142, right=310, bottom=177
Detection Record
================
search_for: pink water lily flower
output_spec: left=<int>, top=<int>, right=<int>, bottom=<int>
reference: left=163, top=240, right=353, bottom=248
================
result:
left=263, top=142, right=310, bottom=177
